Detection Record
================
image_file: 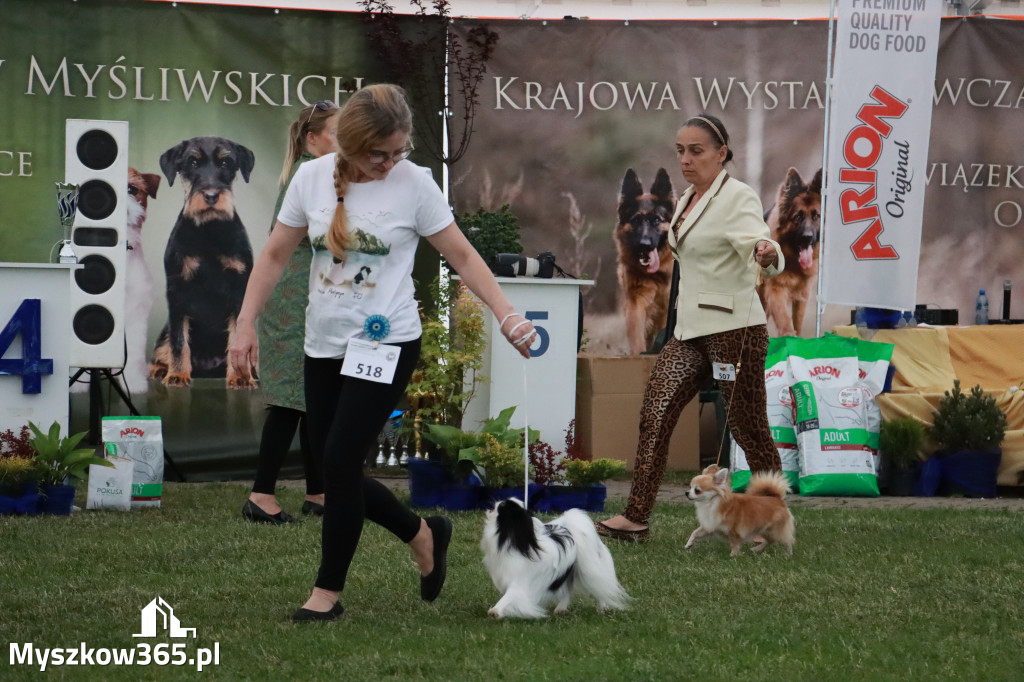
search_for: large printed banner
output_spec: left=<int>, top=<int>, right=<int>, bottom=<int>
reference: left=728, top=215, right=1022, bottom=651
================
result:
left=450, top=17, right=1024, bottom=352
left=0, top=0, right=438, bottom=475
left=821, top=0, right=943, bottom=310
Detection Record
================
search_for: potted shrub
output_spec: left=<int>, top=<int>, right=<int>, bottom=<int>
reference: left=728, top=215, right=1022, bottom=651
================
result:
left=926, top=380, right=1006, bottom=498
left=878, top=416, right=926, bottom=496
left=0, top=425, right=42, bottom=515
left=28, top=421, right=112, bottom=515
left=527, top=439, right=565, bottom=512
left=413, top=406, right=537, bottom=510
left=562, top=458, right=627, bottom=512
left=476, top=434, right=530, bottom=506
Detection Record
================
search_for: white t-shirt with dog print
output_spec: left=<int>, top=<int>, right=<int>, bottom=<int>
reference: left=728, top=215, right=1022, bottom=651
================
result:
left=276, top=154, right=453, bottom=358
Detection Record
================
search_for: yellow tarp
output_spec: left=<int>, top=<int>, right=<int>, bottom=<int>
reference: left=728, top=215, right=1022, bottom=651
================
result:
left=833, top=325, right=1024, bottom=487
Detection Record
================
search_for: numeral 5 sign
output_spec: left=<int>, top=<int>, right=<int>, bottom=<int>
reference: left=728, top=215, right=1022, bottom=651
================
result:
left=0, top=299, right=54, bottom=394
left=524, top=310, right=549, bottom=358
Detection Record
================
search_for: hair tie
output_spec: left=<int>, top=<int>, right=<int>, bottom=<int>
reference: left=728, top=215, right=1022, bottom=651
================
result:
left=337, top=196, right=344, bottom=203
left=689, top=116, right=726, bottom=146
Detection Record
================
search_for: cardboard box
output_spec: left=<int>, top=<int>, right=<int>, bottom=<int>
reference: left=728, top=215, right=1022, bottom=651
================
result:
left=575, top=354, right=700, bottom=471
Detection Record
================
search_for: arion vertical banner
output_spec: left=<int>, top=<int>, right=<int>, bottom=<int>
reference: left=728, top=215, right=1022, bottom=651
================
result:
left=821, top=0, right=942, bottom=310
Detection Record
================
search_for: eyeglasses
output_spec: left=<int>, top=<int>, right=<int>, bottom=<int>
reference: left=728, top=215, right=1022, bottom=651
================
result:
left=305, top=100, right=338, bottom=127
left=366, top=145, right=414, bottom=165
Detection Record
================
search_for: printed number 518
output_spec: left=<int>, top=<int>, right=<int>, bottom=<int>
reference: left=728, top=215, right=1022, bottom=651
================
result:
left=357, top=363, right=383, bottom=379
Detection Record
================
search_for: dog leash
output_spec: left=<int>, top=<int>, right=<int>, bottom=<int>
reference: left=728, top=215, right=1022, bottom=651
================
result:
left=522, top=369, right=530, bottom=508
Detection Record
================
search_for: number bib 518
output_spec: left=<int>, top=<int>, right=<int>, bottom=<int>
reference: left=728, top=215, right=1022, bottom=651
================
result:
left=340, top=339, right=401, bottom=384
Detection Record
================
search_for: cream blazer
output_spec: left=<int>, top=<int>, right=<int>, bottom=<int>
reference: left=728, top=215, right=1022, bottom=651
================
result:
left=667, top=169, right=784, bottom=341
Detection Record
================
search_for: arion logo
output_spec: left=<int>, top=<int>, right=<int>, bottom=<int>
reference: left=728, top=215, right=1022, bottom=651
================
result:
left=133, top=597, right=196, bottom=639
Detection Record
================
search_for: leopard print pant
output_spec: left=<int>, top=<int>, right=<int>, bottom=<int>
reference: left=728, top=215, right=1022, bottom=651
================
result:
left=622, top=325, right=781, bottom=525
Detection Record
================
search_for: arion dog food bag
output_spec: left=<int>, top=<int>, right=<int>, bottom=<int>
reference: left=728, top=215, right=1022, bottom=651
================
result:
left=730, top=337, right=799, bottom=492
left=101, top=416, right=164, bottom=508
left=787, top=336, right=879, bottom=496
left=846, top=335, right=895, bottom=474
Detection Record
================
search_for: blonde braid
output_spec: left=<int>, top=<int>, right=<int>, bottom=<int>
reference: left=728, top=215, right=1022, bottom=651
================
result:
left=327, top=154, right=351, bottom=259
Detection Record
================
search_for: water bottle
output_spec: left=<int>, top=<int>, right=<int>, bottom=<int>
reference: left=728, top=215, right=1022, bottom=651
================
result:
left=975, top=289, right=989, bottom=325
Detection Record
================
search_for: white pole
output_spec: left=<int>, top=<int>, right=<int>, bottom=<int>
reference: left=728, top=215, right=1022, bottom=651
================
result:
left=816, top=0, right=838, bottom=339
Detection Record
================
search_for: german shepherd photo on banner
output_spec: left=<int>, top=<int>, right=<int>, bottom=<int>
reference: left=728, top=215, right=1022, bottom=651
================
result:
left=615, top=168, right=676, bottom=354
left=758, top=167, right=822, bottom=337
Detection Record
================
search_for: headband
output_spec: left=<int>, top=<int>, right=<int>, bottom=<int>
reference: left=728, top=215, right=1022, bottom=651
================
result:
left=689, top=116, right=726, bottom=146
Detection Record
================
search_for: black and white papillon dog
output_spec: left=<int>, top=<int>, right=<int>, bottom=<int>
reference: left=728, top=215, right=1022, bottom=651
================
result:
left=480, top=498, right=630, bottom=619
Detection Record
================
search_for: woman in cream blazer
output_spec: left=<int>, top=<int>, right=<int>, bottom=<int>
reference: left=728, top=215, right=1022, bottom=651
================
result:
left=598, top=115, right=785, bottom=542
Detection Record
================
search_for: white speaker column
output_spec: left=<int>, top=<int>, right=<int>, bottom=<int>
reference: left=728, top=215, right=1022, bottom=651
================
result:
left=65, top=119, right=129, bottom=369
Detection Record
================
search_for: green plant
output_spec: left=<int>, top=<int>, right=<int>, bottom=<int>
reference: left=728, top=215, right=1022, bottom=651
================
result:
left=0, top=456, right=38, bottom=493
left=421, top=405, right=537, bottom=480
left=879, top=416, right=927, bottom=471
left=455, top=204, right=523, bottom=268
left=931, top=380, right=1007, bottom=453
left=475, top=434, right=526, bottom=489
left=406, top=278, right=487, bottom=446
left=28, top=420, right=111, bottom=486
left=563, top=458, right=627, bottom=488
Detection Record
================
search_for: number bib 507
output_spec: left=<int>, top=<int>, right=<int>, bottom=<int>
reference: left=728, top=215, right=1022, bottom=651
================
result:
left=340, top=339, right=401, bottom=384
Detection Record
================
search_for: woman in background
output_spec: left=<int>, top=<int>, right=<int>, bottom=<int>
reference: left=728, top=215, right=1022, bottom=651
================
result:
left=597, top=114, right=784, bottom=542
left=242, top=100, right=339, bottom=525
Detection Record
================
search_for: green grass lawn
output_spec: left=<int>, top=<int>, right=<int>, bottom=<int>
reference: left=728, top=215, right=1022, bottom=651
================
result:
left=2, top=482, right=1022, bottom=681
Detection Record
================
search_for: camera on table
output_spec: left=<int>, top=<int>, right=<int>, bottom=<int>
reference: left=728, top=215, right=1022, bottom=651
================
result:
left=491, top=252, right=557, bottom=278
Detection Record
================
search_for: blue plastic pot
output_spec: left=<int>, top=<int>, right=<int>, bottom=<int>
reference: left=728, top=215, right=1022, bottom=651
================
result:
left=407, top=458, right=449, bottom=508
left=585, top=484, right=607, bottom=512
left=439, top=483, right=480, bottom=511
left=543, top=486, right=589, bottom=512
left=937, top=449, right=1001, bottom=498
left=39, top=483, right=76, bottom=515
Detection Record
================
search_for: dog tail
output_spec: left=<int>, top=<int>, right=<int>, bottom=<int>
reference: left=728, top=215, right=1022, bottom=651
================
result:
left=559, top=509, right=631, bottom=612
left=746, top=471, right=790, bottom=499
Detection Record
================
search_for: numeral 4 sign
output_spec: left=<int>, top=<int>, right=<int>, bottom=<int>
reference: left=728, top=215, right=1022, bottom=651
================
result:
left=0, top=299, right=54, bottom=394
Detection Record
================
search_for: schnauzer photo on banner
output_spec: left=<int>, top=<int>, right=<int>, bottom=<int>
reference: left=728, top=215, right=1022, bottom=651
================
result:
left=448, top=17, right=1024, bottom=349
left=820, top=0, right=943, bottom=313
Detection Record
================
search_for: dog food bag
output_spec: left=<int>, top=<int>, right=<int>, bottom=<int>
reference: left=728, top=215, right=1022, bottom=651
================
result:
left=787, top=336, right=879, bottom=496
left=101, top=416, right=164, bottom=508
left=847, top=335, right=895, bottom=470
left=730, top=337, right=799, bottom=492
left=86, top=452, right=134, bottom=511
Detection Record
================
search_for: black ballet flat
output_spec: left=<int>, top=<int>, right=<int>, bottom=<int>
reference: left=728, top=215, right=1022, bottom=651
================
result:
left=241, top=500, right=298, bottom=525
left=301, top=500, right=325, bottom=517
left=291, top=602, right=344, bottom=622
left=420, top=516, right=453, bottom=602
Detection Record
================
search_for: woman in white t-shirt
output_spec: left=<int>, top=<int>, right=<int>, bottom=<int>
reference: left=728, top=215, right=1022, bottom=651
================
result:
left=229, top=84, right=536, bottom=622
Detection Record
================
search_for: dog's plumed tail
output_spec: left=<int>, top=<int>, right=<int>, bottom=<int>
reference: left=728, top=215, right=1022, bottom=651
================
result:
left=746, top=470, right=790, bottom=499
left=557, top=509, right=631, bottom=613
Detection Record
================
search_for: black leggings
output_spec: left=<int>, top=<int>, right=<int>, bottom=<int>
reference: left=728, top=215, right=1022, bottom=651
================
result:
left=304, top=338, right=422, bottom=592
left=251, top=406, right=324, bottom=496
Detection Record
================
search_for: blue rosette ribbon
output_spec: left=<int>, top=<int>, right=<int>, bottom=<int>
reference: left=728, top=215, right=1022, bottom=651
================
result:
left=363, top=314, right=391, bottom=344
